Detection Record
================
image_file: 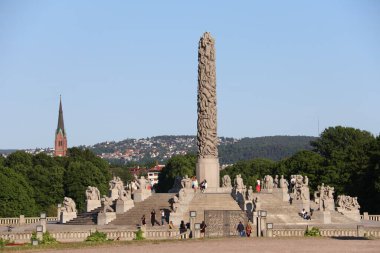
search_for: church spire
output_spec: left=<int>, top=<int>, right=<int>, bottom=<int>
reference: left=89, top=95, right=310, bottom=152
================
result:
left=56, top=95, right=65, bottom=136
left=54, top=95, right=67, bottom=156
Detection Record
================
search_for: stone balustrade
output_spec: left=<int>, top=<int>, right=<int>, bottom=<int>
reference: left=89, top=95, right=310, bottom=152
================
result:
left=0, top=216, right=58, bottom=226
left=319, top=228, right=357, bottom=237
left=360, top=213, right=380, bottom=221
left=0, top=229, right=183, bottom=243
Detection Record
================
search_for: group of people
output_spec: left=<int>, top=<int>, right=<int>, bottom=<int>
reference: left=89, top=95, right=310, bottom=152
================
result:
left=236, top=220, right=253, bottom=237
left=141, top=209, right=167, bottom=227
left=189, top=176, right=208, bottom=193
left=300, top=208, right=312, bottom=220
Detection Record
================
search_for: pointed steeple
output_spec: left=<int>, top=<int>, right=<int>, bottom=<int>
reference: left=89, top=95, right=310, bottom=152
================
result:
left=56, top=95, right=65, bottom=136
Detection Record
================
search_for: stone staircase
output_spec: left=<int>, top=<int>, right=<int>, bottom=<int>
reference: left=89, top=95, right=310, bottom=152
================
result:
left=109, top=193, right=175, bottom=226
left=184, top=192, right=243, bottom=223
left=65, top=206, right=103, bottom=225
left=255, top=193, right=358, bottom=225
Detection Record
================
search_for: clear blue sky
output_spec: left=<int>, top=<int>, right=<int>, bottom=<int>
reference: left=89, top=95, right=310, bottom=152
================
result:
left=0, top=0, right=379, bottom=149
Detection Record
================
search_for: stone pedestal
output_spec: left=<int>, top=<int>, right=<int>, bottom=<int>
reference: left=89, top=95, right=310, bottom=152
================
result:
left=109, top=189, right=119, bottom=201
left=19, top=215, right=25, bottom=225
left=217, top=187, right=233, bottom=193
left=273, top=188, right=290, bottom=202
left=314, top=211, right=331, bottom=224
left=97, top=212, right=116, bottom=225
left=169, top=212, right=184, bottom=226
left=40, top=218, right=47, bottom=233
left=116, top=199, right=134, bottom=214
left=293, top=199, right=310, bottom=213
left=60, top=211, right=77, bottom=224
left=86, top=200, right=101, bottom=212
left=133, top=189, right=152, bottom=202
left=196, top=157, right=220, bottom=192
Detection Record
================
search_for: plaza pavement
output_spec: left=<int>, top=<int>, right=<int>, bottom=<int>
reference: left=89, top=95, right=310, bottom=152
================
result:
left=32, top=237, right=380, bottom=253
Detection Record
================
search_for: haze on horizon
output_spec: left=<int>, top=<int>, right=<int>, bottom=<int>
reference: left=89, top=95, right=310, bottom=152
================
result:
left=0, top=1, right=379, bottom=149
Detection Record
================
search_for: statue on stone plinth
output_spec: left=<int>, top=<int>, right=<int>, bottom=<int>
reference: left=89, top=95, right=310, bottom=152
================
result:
left=247, top=186, right=254, bottom=201
left=118, top=187, right=131, bottom=201
left=264, top=175, right=274, bottom=190
left=181, top=175, right=192, bottom=189
left=62, top=197, right=77, bottom=213
left=292, top=175, right=310, bottom=201
left=222, top=175, right=232, bottom=188
left=273, top=175, right=279, bottom=188
left=314, top=183, right=334, bottom=211
left=109, top=176, right=124, bottom=191
left=101, top=195, right=114, bottom=213
left=279, top=175, right=289, bottom=189
left=336, top=195, right=360, bottom=212
left=135, top=176, right=149, bottom=190
left=86, top=186, right=100, bottom=200
left=234, top=174, right=245, bottom=193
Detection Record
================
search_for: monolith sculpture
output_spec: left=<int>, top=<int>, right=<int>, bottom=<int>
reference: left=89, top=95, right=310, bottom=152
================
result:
left=196, top=32, right=220, bottom=191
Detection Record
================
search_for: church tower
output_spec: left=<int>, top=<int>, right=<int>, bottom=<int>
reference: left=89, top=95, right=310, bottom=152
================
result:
left=54, top=96, right=67, bottom=157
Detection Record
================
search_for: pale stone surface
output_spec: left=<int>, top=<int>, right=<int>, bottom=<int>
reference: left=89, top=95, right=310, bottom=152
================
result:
left=181, top=175, right=192, bottom=189
left=115, top=199, right=134, bottom=214
left=133, top=189, right=152, bottom=202
left=273, top=187, right=290, bottom=202
left=61, top=197, right=77, bottom=213
left=60, top=211, right=77, bottom=224
left=336, top=195, right=361, bottom=221
left=263, top=175, right=274, bottom=190
left=222, top=175, right=232, bottom=188
left=86, top=200, right=101, bottom=212
left=314, top=183, right=335, bottom=211
left=196, top=32, right=220, bottom=190
left=279, top=175, right=289, bottom=189
left=85, top=186, right=100, bottom=200
left=313, top=211, right=332, bottom=224
left=100, top=195, right=114, bottom=213
left=290, top=175, right=310, bottom=201
left=97, top=212, right=116, bottom=225
left=196, top=157, right=220, bottom=191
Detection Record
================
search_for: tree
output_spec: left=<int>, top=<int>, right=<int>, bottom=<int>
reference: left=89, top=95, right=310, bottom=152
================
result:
left=64, top=161, right=110, bottom=212
left=4, top=151, right=33, bottom=176
left=311, top=126, right=375, bottom=195
left=156, top=154, right=196, bottom=193
left=273, top=150, right=325, bottom=192
left=0, top=166, right=38, bottom=217
left=28, top=165, right=65, bottom=213
left=221, top=158, right=275, bottom=190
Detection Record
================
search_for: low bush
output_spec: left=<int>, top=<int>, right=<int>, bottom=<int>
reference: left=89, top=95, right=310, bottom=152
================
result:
left=85, top=231, right=107, bottom=242
left=134, top=229, right=145, bottom=240
left=305, top=227, right=321, bottom=237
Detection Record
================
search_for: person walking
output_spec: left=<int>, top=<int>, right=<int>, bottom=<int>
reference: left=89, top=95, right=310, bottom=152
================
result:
left=151, top=209, right=156, bottom=226
left=237, top=221, right=245, bottom=237
left=246, top=221, right=252, bottom=237
left=161, top=209, right=166, bottom=225
left=200, top=221, right=207, bottom=238
left=193, top=176, right=199, bottom=192
left=141, top=214, right=146, bottom=227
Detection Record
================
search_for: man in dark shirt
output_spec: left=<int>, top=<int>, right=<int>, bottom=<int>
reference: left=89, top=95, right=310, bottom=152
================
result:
left=237, top=221, right=245, bottom=237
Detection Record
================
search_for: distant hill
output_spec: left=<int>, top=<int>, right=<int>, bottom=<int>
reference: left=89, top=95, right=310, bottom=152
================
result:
left=85, top=135, right=317, bottom=164
left=0, top=149, right=18, bottom=155
left=219, top=136, right=317, bottom=163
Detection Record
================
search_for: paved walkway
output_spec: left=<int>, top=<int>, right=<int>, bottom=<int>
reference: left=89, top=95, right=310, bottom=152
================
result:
left=36, top=237, right=380, bottom=253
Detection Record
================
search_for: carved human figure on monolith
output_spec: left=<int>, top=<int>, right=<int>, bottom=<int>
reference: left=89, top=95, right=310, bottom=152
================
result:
left=62, top=197, right=76, bottom=213
left=101, top=195, right=114, bottom=213
left=279, top=175, right=289, bottom=189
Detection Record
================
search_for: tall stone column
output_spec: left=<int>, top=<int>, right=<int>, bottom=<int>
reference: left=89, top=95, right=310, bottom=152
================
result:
left=196, top=32, right=220, bottom=191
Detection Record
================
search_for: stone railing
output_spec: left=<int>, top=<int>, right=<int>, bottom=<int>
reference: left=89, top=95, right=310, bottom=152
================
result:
left=273, top=226, right=380, bottom=238
left=360, top=213, right=380, bottom=222
left=0, top=229, right=184, bottom=243
left=0, top=216, right=58, bottom=226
